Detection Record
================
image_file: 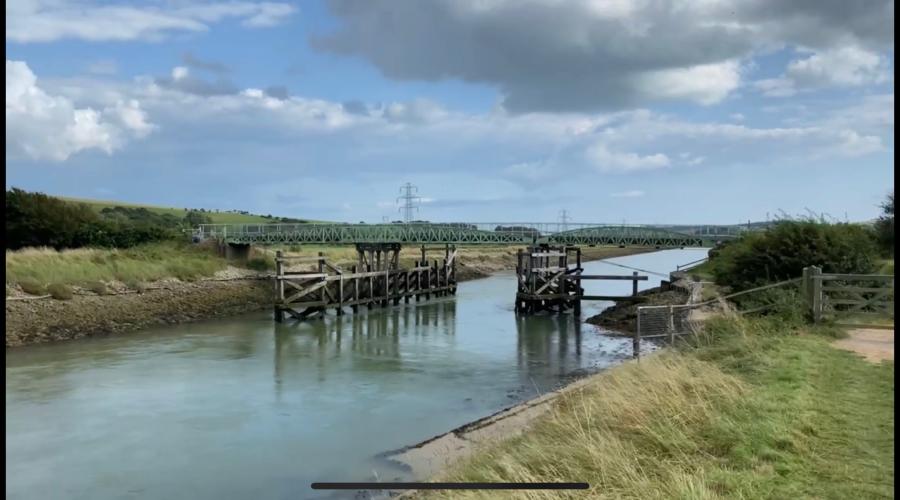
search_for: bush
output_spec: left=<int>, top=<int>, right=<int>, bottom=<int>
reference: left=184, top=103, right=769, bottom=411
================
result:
left=87, top=281, right=109, bottom=295
left=124, top=280, right=147, bottom=293
left=710, top=221, right=878, bottom=290
left=18, top=278, right=46, bottom=296
left=6, top=188, right=179, bottom=250
left=47, top=283, right=74, bottom=300
left=874, top=192, right=893, bottom=255
left=246, top=257, right=273, bottom=271
left=732, top=287, right=808, bottom=325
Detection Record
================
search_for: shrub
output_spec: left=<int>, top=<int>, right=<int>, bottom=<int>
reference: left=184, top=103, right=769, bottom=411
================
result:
left=246, top=257, right=273, bottom=271
left=18, top=278, right=46, bottom=296
left=874, top=192, right=893, bottom=255
left=710, top=221, right=878, bottom=290
left=124, top=280, right=147, bottom=293
left=87, top=281, right=109, bottom=295
left=6, top=187, right=179, bottom=250
left=47, top=283, right=74, bottom=300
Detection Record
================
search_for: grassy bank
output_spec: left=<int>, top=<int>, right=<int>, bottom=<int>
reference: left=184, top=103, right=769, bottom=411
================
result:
left=6, top=243, right=649, bottom=295
left=6, top=241, right=231, bottom=291
left=426, top=316, right=894, bottom=499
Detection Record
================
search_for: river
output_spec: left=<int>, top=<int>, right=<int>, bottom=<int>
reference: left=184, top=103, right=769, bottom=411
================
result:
left=5, top=248, right=706, bottom=499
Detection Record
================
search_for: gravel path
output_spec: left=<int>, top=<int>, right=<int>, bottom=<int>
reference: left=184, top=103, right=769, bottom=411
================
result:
left=833, top=328, right=894, bottom=363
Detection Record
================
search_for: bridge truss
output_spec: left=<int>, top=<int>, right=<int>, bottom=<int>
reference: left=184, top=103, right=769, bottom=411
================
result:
left=198, top=222, right=735, bottom=248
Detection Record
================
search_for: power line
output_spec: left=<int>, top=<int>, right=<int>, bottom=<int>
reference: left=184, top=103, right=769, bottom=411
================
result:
left=396, top=182, right=422, bottom=223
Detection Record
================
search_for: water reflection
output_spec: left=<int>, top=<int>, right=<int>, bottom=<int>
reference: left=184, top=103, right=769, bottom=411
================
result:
left=515, top=313, right=584, bottom=383
left=272, top=300, right=458, bottom=388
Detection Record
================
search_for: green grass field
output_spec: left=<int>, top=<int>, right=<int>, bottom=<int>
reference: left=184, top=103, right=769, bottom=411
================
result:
left=57, top=196, right=308, bottom=224
left=427, top=315, right=894, bottom=499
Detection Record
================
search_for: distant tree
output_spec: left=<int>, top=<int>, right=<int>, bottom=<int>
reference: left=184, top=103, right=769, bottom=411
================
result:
left=874, top=191, right=894, bottom=255
left=5, top=188, right=178, bottom=249
left=184, top=210, right=213, bottom=227
left=6, top=188, right=99, bottom=249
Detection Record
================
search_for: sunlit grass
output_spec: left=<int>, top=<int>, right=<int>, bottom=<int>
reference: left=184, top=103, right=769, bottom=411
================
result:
left=425, top=316, right=894, bottom=499
left=6, top=242, right=228, bottom=289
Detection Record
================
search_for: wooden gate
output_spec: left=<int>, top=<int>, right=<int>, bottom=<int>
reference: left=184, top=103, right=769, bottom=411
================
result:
left=803, top=266, right=894, bottom=327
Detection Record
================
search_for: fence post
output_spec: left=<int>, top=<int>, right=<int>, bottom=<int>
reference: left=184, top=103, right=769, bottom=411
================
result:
left=811, top=266, right=823, bottom=323
left=801, top=266, right=811, bottom=309
left=274, top=250, right=284, bottom=322
left=667, top=305, right=676, bottom=345
left=633, top=308, right=641, bottom=359
left=632, top=271, right=639, bottom=296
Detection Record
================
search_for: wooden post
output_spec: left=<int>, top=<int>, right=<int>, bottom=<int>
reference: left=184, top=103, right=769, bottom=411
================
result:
left=274, top=250, right=284, bottom=322
left=633, top=271, right=639, bottom=296
left=352, top=265, right=359, bottom=312
left=801, top=266, right=811, bottom=312
left=337, top=270, right=344, bottom=316
left=811, top=266, right=823, bottom=323
left=634, top=308, right=641, bottom=359
left=404, top=271, right=410, bottom=303
left=668, top=305, right=675, bottom=345
left=368, top=262, right=374, bottom=309
left=318, top=252, right=325, bottom=308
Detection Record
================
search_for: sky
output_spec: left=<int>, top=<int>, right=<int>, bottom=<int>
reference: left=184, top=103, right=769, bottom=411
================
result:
left=5, top=0, right=895, bottom=224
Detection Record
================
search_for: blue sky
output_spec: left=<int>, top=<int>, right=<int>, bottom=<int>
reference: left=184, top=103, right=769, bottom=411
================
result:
left=6, top=0, right=895, bottom=224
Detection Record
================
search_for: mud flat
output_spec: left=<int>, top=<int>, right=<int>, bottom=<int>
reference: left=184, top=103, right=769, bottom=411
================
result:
left=5, top=278, right=273, bottom=347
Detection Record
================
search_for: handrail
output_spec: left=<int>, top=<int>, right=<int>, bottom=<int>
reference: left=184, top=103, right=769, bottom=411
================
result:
left=676, top=257, right=708, bottom=271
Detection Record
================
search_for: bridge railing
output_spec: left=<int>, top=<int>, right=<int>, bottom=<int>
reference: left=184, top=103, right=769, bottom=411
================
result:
left=196, top=222, right=744, bottom=242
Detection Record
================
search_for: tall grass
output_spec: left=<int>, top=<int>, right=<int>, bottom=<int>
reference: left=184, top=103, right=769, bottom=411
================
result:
left=5, top=241, right=228, bottom=287
left=428, top=315, right=894, bottom=499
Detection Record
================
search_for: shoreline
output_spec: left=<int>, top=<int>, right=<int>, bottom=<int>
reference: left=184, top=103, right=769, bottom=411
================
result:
left=385, top=357, right=643, bottom=495
left=5, top=245, right=654, bottom=348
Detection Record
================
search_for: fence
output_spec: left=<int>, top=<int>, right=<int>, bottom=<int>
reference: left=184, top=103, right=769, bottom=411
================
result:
left=633, top=278, right=801, bottom=358
left=632, top=267, right=895, bottom=358
left=803, top=266, right=894, bottom=327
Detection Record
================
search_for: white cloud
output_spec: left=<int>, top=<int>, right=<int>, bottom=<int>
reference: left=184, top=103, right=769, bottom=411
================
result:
left=586, top=144, right=671, bottom=172
left=755, top=46, right=892, bottom=98
left=172, top=66, right=189, bottom=81
left=753, top=78, right=797, bottom=97
left=610, top=190, right=645, bottom=198
left=6, top=0, right=297, bottom=43
left=636, top=60, right=742, bottom=105
left=383, top=99, right=448, bottom=124
left=6, top=60, right=154, bottom=161
left=27, top=65, right=891, bottom=174
left=787, top=46, right=890, bottom=87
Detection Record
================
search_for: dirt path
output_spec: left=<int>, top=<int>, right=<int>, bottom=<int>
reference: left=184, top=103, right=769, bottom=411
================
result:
left=832, top=328, right=894, bottom=363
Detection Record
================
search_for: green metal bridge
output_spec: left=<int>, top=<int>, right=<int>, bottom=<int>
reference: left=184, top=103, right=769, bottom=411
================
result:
left=198, top=222, right=738, bottom=248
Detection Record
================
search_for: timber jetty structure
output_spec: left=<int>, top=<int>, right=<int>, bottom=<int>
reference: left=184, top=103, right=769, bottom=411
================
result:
left=198, top=222, right=735, bottom=321
left=272, top=244, right=457, bottom=321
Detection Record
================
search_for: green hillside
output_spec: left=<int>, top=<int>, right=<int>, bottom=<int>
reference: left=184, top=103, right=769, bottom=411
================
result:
left=57, top=196, right=310, bottom=224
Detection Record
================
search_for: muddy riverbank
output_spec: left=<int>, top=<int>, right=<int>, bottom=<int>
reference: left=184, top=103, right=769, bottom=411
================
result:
left=6, top=246, right=651, bottom=347
left=5, top=279, right=274, bottom=347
